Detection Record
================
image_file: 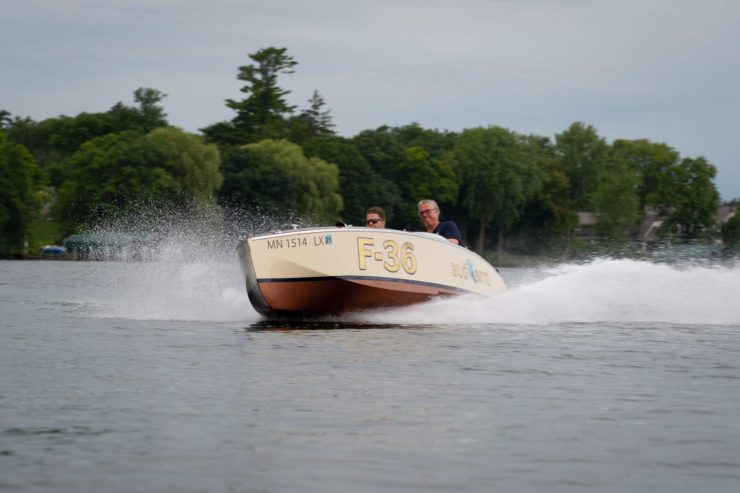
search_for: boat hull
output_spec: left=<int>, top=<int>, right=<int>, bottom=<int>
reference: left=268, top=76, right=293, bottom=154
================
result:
left=237, top=227, right=506, bottom=318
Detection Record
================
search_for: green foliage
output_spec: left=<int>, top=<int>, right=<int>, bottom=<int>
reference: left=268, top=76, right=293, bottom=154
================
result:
left=199, top=122, right=246, bottom=146
left=288, top=90, right=335, bottom=144
left=145, top=127, right=223, bottom=200
left=554, top=122, right=610, bottom=210
left=516, top=139, right=578, bottom=247
left=601, top=138, right=720, bottom=241
left=656, top=157, right=720, bottom=239
left=392, top=146, right=459, bottom=228
left=55, top=131, right=184, bottom=235
left=218, top=144, right=295, bottom=212
left=215, top=47, right=298, bottom=144
left=4, top=88, right=168, bottom=188
left=55, top=127, right=221, bottom=235
left=721, top=211, right=740, bottom=246
left=218, top=139, right=342, bottom=223
left=350, top=126, right=460, bottom=230
left=591, top=156, right=641, bottom=239
left=3, top=46, right=730, bottom=258
left=454, top=126, right=545, bottom=252
left=349, top=127, right=411, bottom=226
left=0, top=132, right=43, bottom=255
left=612, top=139, right=680, bottom=211
left=389, top=123, right=459, bottom=156
left=351, top=126, right=407, bottom=179
left=303, top=136, right=400, bottom=225
left=133, top=87, right=168, bottom=132
left=29, top=219, right=62, bottom=251
left=0, top=110, right=11, bottom=129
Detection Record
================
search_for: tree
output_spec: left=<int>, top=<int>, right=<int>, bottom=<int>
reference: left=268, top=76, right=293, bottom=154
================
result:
left=454, top=127, right=545, bottom=253
left=390, top=123, right=458, bottom=156
left=4, top=89, right=169, bottom=188
left=133, top=87, right=168, bottom=132
left=205, top=47, right=298, bottom=144
left=218, top=139, right=342, bottom=223
left=0, top=132, right=43, bottom=255
left=351, top=126, right=407, bottom=181
left=55, top=131, right=184, bottom=234
left=350, top=127, right=416, bottom=228
left=303, top=136, right=400, bottom=225
left=217, top=144, right=293, bottom=212
left=515, top=137, right=577, bottom=250
left=392, top=146, right=459, bottom=229
left=656, top=156, right=720, bottom=239
left=346, top=124, right=467, bottom=230
left=612, top=139, right=719, bottom=240
left=145, top=127, right=222, bottom=200
left=0, top=110, right=11, bottom=130
left=289, top=90, right=335, bottom=144
left=590, top=155, right=641, bottom=239
left=612, top=139, right=680, bottom=212
left=554, top=122, right=610, bottom=210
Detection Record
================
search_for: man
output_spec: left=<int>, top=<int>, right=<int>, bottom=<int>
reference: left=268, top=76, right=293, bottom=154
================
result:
left=418, top=199, right=462, bottom=245
left=365, top=206, right=386, bottom=228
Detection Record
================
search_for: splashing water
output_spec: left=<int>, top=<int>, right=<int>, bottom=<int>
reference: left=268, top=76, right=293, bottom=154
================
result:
left=82, top=204, right=309, bottom=322
left=93, top=242, right=740, bottom=326
left=78, top=204, right=740, bottom=325
left=346, top=258, right=740, bottom=326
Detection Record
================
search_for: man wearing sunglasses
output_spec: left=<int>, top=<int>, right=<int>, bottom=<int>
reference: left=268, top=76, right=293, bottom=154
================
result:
left=418, top=199, right=462, bottom=245
left=365, top=206, right=386, bottom=228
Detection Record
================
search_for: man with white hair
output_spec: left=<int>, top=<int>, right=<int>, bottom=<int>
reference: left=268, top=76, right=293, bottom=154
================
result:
left=417, top=199, right=462, bottom=245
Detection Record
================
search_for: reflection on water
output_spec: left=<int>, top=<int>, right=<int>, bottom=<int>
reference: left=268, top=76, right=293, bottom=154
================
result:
left=246, top=320, right=420, bottom=332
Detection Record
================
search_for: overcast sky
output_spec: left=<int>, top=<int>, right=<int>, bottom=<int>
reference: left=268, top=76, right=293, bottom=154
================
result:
left=3, top=0, right=739, bottom=199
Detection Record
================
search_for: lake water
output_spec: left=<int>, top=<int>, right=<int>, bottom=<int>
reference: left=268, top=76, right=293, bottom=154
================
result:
left=2, top=254, right=740, bottom=492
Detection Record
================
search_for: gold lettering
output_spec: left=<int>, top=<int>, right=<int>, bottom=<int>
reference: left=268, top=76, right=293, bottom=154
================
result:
left=357, top=237, right=374, bottom=270
left=400, top=242, right=417, bottom=274
left=383, top=240, right=401, bottom=272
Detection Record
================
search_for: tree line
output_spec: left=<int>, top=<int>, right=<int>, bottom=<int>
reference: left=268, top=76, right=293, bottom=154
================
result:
left=2, top=46, right=737, bottom=257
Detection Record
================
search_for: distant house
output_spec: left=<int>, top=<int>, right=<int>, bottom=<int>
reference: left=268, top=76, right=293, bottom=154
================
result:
left=575, top=205, right=737, bottom=243
left=717, top=205, right=736, bottom=225
left=574, top=212, right=599, bottom=239
left=636, top=207, right=664, bottom=243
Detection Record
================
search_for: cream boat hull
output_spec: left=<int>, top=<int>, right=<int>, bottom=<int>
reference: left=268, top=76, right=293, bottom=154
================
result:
left=237, top=226, right=507, bottom=318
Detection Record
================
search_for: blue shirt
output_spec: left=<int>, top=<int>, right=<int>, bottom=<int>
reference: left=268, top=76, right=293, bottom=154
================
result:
left=432, top=220, right=463, bottom=244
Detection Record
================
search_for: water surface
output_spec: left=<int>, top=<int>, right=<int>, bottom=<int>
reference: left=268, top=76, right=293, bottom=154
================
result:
left=1, top=258, right=740, bottom=492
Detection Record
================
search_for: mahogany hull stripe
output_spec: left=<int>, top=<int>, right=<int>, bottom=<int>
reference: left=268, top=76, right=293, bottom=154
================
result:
left=256, top=275, right=470, bottom=293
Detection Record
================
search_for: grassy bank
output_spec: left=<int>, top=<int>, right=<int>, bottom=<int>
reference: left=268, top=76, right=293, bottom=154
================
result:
left=29, top=220, right=63, bottom=252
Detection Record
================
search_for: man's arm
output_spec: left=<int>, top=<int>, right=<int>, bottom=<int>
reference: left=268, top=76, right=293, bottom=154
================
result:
left=439, top=221, right=462, bottom=245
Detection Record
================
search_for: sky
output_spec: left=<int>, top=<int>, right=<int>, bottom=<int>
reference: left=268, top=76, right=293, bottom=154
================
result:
left=3, top=0, right=740, bottom=199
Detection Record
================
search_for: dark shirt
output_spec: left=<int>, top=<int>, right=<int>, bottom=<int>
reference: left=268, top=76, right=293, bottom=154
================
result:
left=432, top=220, right=463, bottom=244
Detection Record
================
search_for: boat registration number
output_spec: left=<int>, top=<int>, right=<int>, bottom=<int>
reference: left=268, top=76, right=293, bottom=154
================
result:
left=357, top=237, right=417, bottom=274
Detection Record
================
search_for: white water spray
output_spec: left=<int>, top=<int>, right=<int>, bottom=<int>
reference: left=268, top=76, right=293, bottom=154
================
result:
left=346, top=258, right=740, bottom=326
left=82, top=204, right=307, bottom=322
left=79, top=206, right=740, bottom=325
left=96, top=250, right=740, bottom=326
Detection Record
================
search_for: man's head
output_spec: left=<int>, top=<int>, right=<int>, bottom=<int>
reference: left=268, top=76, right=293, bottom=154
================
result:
left=417, top=199, right=440, bottom=231
left=365, top=206, right=386, bottom=228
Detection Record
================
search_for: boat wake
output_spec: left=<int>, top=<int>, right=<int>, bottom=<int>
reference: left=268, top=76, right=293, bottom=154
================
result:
left=342, top=258, right=740, bottom=326
left=76, top=208, right=738, bottom=326
left=92, top=251, right=740, bottom=326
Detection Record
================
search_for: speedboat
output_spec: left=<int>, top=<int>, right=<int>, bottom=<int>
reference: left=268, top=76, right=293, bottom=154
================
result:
left=237, top=226, right=507, bottom=319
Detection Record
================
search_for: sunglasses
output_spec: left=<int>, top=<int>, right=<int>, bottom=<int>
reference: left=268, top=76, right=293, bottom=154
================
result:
left=418, top=208, right=437, bottom=216
left=366, top=218, right=381, bottom=225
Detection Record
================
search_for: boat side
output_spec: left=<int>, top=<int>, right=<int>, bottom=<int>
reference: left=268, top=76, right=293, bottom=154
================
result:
left=237, top=226, right=507, bottom=317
